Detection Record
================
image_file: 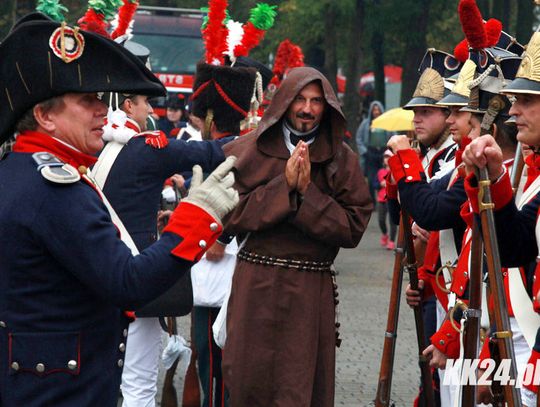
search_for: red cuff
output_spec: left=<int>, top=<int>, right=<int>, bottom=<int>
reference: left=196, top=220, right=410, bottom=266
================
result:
left=388, top=149, right=424, bottom=183
left=385, top=172, right=398, bottom=199
left=431, top=319, right=461, bottom=359
left=524, top=349, right=540, bottom=393
left=464, top=171, right=513, bottom=214
left=163, top=202, right=222, bottom=262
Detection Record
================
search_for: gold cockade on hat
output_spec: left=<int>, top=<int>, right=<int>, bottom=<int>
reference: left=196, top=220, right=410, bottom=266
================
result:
left=412, top=68, right=444, bottom=101
left=451, top=59, right=476, bottom=98
left=516, top=32, right=540, bottom=82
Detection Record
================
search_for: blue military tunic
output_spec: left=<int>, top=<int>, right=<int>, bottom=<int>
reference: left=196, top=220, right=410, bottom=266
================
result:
left=100, top=119, right=226, bottom=251
left=0, top=131, right=221, bottom=406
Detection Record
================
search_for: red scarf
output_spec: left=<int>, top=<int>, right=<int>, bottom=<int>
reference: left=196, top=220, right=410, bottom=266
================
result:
left=13, top=131, right=97, bottom=169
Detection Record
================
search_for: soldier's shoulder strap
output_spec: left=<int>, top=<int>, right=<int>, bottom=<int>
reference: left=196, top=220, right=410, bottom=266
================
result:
left=32, top=152, right=80, bottom=184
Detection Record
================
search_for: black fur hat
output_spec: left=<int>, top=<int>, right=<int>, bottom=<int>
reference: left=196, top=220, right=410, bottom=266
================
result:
left=0, top=13, right=165, bottom=144
left=191, top=62, right=257, bottom=132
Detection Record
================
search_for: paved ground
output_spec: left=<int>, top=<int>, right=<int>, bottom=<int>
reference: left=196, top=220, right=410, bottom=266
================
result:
left=121, top=215, right=421, bottom=406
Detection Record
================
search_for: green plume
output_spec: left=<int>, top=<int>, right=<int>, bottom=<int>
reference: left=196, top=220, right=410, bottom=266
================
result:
left=200, top=7, right=231, bottom=30
left=88, top=0, right=123, bottom=20
left=249, top=3, right=277, bottom=30
left=36, top=0, right=68, bottom=22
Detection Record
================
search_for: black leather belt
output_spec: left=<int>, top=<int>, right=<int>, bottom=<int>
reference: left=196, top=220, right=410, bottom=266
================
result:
left=237, top=249, right=333, bottom=272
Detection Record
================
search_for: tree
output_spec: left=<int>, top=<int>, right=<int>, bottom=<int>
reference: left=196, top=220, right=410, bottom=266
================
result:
left=516, top=0, right=535, bottom=45
left=400, top=0, right=432, bottom=106
left=370, top=0, right=385, bottom=105
left=342, top=0, right=365, bottom=146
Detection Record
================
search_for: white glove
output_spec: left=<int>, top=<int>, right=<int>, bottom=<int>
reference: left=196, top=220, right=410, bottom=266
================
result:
left=183, top=155, right=239, bottom=223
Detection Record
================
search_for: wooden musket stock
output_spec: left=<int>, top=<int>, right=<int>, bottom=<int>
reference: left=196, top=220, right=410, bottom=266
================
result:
left=374, top=219, right=406, bottom=407
left=401, top=210, right=436, bottom=407
left=476, top=167, right=521, bottom=406
left=460, top=218, right=483, bottom=406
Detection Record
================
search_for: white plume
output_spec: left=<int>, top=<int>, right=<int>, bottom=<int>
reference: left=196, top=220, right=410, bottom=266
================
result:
left=226, top=20, right=244, bottom=62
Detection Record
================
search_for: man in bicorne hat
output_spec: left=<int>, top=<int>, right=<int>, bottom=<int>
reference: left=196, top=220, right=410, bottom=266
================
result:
left=0, top=13, right=238, bottom=406
left=221, top=66, right=373, bottom=407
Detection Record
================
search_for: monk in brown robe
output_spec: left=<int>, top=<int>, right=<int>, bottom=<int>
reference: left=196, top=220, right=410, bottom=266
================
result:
left=222, top=66, right=373, bottom=407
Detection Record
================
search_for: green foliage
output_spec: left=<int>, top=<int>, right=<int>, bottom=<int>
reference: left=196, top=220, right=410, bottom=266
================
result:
left=36, top=0, right=68, bottom=22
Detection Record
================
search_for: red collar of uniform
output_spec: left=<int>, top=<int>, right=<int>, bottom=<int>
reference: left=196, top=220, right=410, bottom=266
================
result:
left=125, top=118, right=141, bottom=133
left=526, top=152, right=540, bottom=171
left=13, top=130, right=97, bottom=168
left=455, top=135, right=473, bottom=166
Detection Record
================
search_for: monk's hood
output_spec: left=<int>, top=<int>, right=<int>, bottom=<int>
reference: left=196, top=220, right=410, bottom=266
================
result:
left=255, top=67, right=347, bottom=162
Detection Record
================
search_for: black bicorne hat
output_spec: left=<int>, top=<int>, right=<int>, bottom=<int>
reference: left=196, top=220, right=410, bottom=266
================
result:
left=418, top=48, right=463, bottom=80
left=403, top=49, right=463, bottom=109
left=0, top=13, right=165, bottom=144
left=233, top=56, right=273, bottom=90
left=191, top=62, right=257, bottom=128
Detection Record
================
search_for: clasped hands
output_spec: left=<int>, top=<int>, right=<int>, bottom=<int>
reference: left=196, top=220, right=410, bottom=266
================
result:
left=286, top=141, right=311, bottom=195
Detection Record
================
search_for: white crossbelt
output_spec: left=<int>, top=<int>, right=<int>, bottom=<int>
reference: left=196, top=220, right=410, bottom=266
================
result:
left=87, top=140, right=140, bottom=256
left=508, top=173, right=540, bottom=348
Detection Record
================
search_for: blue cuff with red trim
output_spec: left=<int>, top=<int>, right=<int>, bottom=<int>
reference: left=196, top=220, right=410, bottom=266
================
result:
left=464, top=169, right=513, bottom=213
left=388, top=149, right=424, bottom=183
left=163, top=201, right=222, bottom=262
left=431, top=319, right=460, bottom=359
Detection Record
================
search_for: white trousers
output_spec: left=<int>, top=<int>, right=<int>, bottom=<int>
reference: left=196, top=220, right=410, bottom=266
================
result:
left=438, top=313, right=530, bottom=407
left=121, top=317, right=164, bottom=407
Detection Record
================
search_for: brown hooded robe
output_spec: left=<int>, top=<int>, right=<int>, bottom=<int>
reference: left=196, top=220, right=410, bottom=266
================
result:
left=222, top=67, right=373, bottom=407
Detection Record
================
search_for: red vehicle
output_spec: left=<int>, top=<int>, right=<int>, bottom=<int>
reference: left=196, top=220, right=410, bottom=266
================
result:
left=131, top=6, right=205, bottom=116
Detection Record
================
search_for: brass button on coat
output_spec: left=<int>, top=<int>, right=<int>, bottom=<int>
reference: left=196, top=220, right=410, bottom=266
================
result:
left=68, top=360, right=78, bottom=370
left=36, top=363, right=45, bottom=373
left=11, top=362, right=19, bottom=371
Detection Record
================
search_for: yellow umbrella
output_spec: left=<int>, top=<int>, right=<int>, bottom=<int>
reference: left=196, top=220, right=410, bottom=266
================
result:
left=371, top=107, right=414, bottom=131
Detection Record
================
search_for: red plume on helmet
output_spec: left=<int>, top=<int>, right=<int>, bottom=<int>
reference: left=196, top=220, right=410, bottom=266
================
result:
left=484, top=18, right=503, bottom=47
left=111, top=0, right=140, bottom=40
left=458, top=0, right=487, bottom=49
left=453, top=39, right=469, bottom=63
left=203, top=0, right=229, bottom=65
left=272, top=39, right=305, bottom=83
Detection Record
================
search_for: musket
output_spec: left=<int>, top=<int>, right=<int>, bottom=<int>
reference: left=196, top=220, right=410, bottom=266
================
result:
left=374, top=218, right=406, bottom=407
left=401, top=210, right=436, bottom=407
left=476, top=167, right=521, bottom=406
left=458, top=217, right=483, bottom=406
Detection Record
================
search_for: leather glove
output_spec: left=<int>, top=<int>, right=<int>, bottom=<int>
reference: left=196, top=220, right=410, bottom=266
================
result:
left=183, top=156, right=239, bottom=224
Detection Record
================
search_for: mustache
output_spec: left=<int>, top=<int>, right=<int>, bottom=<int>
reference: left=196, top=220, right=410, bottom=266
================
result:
left=296, top=112, right=315, bottom=120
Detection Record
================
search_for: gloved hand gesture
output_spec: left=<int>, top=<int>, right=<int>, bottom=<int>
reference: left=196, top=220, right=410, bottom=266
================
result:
left=183, top=156, right=239, bottom=224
